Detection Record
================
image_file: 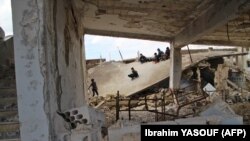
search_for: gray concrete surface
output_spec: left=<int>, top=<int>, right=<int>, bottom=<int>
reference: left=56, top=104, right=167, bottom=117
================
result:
left=88, top=51, right=247, bottom=97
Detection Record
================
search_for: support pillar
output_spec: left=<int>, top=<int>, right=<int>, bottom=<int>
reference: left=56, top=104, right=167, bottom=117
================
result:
left=169, top=46, right=182, bottom=89
left=12, top=0, right=104, bottom=141
left=169, top=42, right=182, bottom=104
left=82, top=36, right=89, bottom=103
left=235, top=55, right=239, bottom=66
left=236, top=47, right=247, bottom=70
left=12, top=1, right=50, bottom=140
left=242, top=47, right=248, bottom=70
left=229, top=56, right=234, bottom=66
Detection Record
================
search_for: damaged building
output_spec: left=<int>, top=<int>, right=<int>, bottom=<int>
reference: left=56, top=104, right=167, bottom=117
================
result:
left=0, top=0, right=250, bottom=141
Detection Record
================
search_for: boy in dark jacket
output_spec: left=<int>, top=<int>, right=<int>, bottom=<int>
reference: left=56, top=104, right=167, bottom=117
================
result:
left=128, top=67, right=139, bottom=80
left=88, top=79, right=99, bottom=97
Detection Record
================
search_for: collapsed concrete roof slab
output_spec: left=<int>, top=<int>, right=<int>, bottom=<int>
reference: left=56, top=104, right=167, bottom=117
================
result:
left=200, top=99, right=236, bottom=116
left=88, top=51, right=247, bottom=97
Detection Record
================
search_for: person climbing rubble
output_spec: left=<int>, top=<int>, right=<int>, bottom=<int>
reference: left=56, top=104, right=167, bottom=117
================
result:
left=88, top=78, right=99, bottom=97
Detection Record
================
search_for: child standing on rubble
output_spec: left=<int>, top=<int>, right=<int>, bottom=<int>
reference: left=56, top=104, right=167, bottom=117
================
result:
left=88, top=78, right=99, bottom=97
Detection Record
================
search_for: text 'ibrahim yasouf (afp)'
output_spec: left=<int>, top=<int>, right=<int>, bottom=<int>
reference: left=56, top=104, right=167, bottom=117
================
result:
left=141, top=125, right=250, bottom=141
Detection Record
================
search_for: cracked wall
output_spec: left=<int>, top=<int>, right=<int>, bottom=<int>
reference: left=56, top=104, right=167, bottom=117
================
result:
left=12, top=0, right=88, bottom=140
left=54, top=0, right=85, bottom=113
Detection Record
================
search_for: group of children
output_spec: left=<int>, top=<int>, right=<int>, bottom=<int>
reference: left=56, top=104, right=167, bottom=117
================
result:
left=127, top=47, right=171, bottom=80
left=139, top=47, right=170, bottom=64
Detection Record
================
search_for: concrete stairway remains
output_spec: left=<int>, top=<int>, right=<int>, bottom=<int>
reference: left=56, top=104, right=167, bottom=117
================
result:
left=0, top=88, right=19, bottom=140
left=0, top=64, right=19, bottom=140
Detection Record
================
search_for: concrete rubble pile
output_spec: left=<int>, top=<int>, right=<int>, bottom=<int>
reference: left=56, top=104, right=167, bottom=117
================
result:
left=105, top=94, right=244, bottom=141
left=88, top=89, right=210, bottom=127
left=85, top=52, right=250, bottom=141
left=87, top=56, right=250, bottom=129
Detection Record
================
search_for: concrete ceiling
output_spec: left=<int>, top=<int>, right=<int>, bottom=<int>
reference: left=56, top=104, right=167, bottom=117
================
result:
left=83, top=0, right=250, bottom=47
left=198, top=13, right=250, bottom=47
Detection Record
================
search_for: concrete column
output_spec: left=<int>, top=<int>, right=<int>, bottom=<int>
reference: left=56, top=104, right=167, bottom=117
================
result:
left=11, top=0, right=103, bottom=141
left=242, top=47, right=248, bottom=70
left=247, top=48, right=250, bottom=72
left=229, top=56, right=234, bottom=66
left=236, top=47, right=248, bottom=70
left=236, top=47, right=245, bottom=70
left=235, top=55, right=239, bottom=66
left=82, top=36, right=89, bottom=103
left=169, top=43, right=182, bottom=90
left=12, top=0, right=50, bottom=140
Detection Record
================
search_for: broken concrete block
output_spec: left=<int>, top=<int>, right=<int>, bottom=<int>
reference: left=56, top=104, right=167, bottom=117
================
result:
left=108, top=120, right=140, bottom=141
left=175, top=117, right=207, bottom=125
left=122, top=133, right=140, bottom=141
left=203, top=83, right=216, bottom=96
left=200, top=98, right=235, bottom=116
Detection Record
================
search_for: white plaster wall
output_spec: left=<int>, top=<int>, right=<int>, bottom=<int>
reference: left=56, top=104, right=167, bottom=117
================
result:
left=12, top=0, right=49, bottom=140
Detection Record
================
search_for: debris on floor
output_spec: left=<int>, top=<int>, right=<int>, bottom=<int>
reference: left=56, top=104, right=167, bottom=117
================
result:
left=88, top=57, right=250, bottom=128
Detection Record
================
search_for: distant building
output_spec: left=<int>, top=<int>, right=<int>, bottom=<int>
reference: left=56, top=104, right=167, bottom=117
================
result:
left=0, top=34, right=14, bottom=68
left=0, top=27, right=5, bottom=41
left=86, top=59, right=106, bottom=69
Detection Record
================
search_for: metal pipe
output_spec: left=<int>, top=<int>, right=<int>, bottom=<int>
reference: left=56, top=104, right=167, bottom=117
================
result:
left=128, top=98, right=131, bottom=120
left=116, top=91, right=120, bottom=121
left=145, top=96, right=148, bottom=110
left=162, top=90, right=166, bottom=120
left=154, top=95, right=158, bottom=121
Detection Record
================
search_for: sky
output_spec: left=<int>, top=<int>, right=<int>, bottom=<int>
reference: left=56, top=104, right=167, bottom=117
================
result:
left=84, top=35, right=169, bottom=61
left=0, top=0, right=235, bottom=61
left=0, top=0, right=12, bottom=36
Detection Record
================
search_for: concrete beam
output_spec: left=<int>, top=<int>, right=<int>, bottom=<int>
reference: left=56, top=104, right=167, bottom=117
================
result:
left=194, top=40, right=250, bottom=48
left=173, top=0, right=248, bottom=48
left=85, top=28, right=171, bottom=42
